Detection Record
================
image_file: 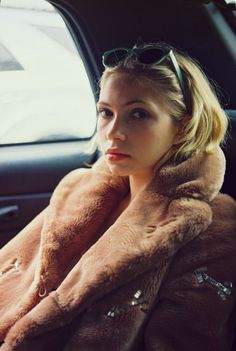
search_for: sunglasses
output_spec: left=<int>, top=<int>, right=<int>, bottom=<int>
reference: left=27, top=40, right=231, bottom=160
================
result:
left=102, top=46, right=190, bottom=113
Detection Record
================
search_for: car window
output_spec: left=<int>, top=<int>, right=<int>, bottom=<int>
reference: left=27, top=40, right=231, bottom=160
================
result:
left=0, top=0, right=96, bottom=145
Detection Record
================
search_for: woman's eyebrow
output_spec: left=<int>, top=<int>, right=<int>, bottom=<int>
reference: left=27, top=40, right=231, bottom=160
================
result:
left=124, top=100, right=148, bottom=106
left=96, top=101, right=109, bottom=106
left=97, top=100, right=149, bottom=107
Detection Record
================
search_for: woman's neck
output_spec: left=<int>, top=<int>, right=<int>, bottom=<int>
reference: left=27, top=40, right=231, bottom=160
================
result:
left=128, top=170, right=155, bottom=202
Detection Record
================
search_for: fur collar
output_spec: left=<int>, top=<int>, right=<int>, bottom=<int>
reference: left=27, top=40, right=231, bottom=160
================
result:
left=3, top=147, right=226, bottom=347
left=93, top=145, right=225, bottom=201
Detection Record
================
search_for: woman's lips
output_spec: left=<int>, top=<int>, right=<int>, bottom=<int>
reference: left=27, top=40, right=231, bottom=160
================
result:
left=105, top=152, right=130, bottom=161
left=106, top=154, right=130, bottom=161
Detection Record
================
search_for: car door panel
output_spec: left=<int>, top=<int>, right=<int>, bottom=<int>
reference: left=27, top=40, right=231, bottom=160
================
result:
left=0, top=141, right=97, bottom=248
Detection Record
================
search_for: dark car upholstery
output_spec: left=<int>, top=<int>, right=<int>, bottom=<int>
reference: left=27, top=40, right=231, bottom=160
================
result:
left=222, top=111, right=236, bottom=200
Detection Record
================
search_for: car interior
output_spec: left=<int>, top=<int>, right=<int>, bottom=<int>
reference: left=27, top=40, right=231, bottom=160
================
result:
left=0, top=0, right=235, bottom=348
left=0, top=0, right=235, bottom=245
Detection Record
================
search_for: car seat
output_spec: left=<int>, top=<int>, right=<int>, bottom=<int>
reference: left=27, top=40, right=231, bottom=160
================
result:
left=221, top=111, right=236, bottom=200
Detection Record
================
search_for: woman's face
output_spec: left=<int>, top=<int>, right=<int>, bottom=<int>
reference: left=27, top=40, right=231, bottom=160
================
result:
left=97, top=72, right=179, bottom=177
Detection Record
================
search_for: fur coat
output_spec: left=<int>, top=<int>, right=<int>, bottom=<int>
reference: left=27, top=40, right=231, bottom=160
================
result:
left=0, top=146, right=236, bottom=351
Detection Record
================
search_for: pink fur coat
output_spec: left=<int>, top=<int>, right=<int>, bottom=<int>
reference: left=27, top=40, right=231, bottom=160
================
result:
left=0, top=147, right=236, bottom=350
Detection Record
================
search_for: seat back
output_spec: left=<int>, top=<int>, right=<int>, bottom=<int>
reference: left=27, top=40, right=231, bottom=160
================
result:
left=221, top=111, right=236, bottom=200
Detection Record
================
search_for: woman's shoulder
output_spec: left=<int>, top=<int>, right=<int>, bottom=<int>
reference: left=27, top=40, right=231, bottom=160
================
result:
left=57, top=167, right=92, bottom=186
left=170, top=192, right=236, bottom=275
left=51, top=166, right=100, bottom=195
left=210, top=192, right=236, bottom=224
left=158, top=193, right=236, bottom=306
left=48, top=167, right=95, bottom=205
left=186, top=192, right=236, bottom=253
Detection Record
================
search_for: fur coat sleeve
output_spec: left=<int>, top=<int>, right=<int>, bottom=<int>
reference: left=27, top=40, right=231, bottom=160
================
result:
left=143, top=194, right=236, bottom=351
left=0, top=146, right=236, bottom=351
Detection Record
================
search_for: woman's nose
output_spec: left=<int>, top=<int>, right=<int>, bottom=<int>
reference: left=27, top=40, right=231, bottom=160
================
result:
left=105, top=116, right=127, bottom=141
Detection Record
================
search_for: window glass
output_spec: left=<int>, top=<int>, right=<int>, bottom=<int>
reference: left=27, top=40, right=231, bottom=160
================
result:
left=0, top=0, right=96, bottom=144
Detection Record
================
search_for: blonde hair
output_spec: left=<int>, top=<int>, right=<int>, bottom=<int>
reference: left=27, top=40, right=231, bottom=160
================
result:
left=89, top=43, right=228, bottom=163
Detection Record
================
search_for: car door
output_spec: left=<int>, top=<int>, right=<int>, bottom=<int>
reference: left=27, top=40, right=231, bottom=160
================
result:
left=0, top=0, right=99, bottom=248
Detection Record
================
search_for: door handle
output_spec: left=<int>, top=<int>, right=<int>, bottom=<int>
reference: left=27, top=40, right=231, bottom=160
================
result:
left=0, top=205, right=19, bottom=220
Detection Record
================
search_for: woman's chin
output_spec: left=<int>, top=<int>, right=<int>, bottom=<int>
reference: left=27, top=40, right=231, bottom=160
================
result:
left=106, top=163, right=131, bottom=177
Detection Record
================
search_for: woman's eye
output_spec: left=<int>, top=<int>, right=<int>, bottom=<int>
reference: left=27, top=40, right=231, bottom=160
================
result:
left=97, top=108, right=113, bottom=118
left=131, top=109, right=150, bottom=120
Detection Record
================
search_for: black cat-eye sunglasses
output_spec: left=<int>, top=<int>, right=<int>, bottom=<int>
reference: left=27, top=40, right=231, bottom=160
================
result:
left=102, top=45, right=190, bottom=114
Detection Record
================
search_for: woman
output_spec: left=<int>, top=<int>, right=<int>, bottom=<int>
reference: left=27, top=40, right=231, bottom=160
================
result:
left=0, top=43, right=236, bottom=351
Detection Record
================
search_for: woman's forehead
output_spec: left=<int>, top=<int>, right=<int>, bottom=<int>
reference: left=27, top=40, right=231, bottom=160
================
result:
left=100, top=72, right=137, bottom=88
left=99, top=72, right=161, bottom=102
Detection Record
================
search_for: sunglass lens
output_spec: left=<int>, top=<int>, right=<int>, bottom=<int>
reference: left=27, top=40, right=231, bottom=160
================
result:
left=138, top=48, right=166, bottom=64
left=103, top=49, right=129, bottom=67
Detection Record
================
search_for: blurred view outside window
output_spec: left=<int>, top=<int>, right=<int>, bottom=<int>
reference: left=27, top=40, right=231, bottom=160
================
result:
left=0, top=0, right=96, bottom=144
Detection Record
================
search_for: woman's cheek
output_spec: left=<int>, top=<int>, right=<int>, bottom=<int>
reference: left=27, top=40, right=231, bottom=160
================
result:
left=97, top=121, right=104, bottom=139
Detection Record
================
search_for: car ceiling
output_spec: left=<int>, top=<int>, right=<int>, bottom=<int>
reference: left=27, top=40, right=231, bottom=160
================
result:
left=50, top=0, right=236, bottom=108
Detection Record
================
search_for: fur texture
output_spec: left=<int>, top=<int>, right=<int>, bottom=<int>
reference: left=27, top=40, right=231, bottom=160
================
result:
left=0, top=147, right=236, bottom=350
